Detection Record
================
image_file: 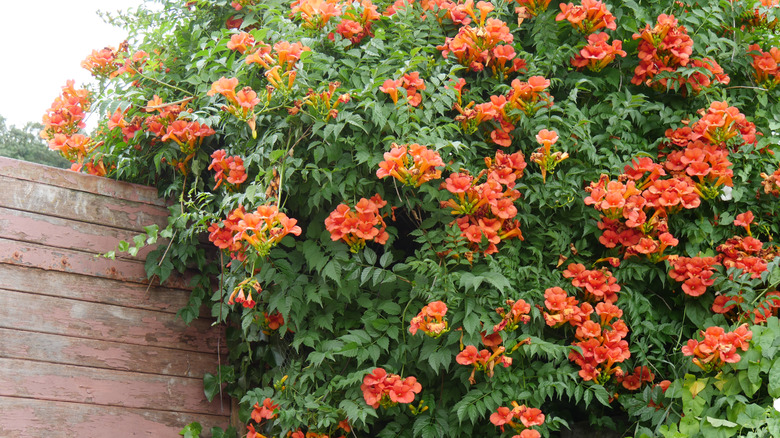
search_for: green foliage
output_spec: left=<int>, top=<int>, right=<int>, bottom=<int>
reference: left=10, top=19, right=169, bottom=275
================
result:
left=50, top=0, right=780, bottom=436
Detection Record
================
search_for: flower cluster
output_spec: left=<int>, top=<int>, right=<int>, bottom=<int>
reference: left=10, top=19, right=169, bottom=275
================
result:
left=208, top=204, right=302, bottom=260
left=361, top=368, right=421, bottom=409
left=569, top=301, right=631, bottom=383
left=555, top=0, right=617, bottom=34
left=379, top=71, right=426, bottom=107
left=760, top=167, right=780, bottom=196
left=437, top=2, right=526, bottom=75
left=141, top=95, right=188, bottom=139
left=208, top=76, right=261, bottom=135
left=585, top=164, right=693, bottom=261
left=81, top=43, right=127, bottom=78
left=42, top=81, right=90, bottom=143
left=562, top=263, right=620, bottom=303
left=252, top=398, right=279, bottom=422
left=456, top=336, right=514, bottom=384
left=712, top=291, right=780, bottom=324
left=493, top=298, right=532, bottom=332
left=208, top=206, right=246, bottom=261
left=106, top=106, right=142, bottom=144
left=739, top=4, right=780, bottom=35
left=246, top=397, right=279, bottom=438
left=667, top=256, right=719, bottom=297
left=135, top=95, right=215, bottom=172
left=440, top=150, right=527, bottom=255
left=376, top=143, right=444, bottom=187
left=291, top=81, right=351, bottom=121
left=489, top=401, right=545, bottom=436
left=242, top=39, right=310, bottom=91
left=228, top=277, right=261, bottom=309
left=226, top=32, right=256, bottom=53
left=661, top=140, right=734, bottom=199
left=571, top=32, right=626, bottom=71
left=160, top=119, right=216, bottom=155
left=541, top=286, right=594, bottom=327
left=632, top=14, right=729, bottom=93
left=81, top=42, right=149, bottom=79
left=42, top=80, right=110, bottom=175
left=333, top=0, right=381, bottom=44
left=717, top=235, right=770, bottom=279
left=262, top=311, right=286, bottom=333
left=514, top=0, right=552, bottom=17
left=324, top=194, right=389, bottom=252
left=616, top=366, right=655, bottom=391
left=409, top=301, right=449, bottom=337
left=684, top=57, right=730, bottom=94
left=530, top=129, right=568, bottom=182
left=689, top=101, right=757, bottom=149
left=631, top=14, right=692, bottom=85
left=682, top=324, right=752, bottom=372
left=543, top=264, right=632, bottom=385
left=208, top=149, right=248, bottom=190
left=455, top=77, right=551, bottom=146
left=290, top=0, right=342, bottom=29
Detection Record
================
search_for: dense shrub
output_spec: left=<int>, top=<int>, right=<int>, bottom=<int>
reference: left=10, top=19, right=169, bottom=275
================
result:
left=44, top=0, right=780, bottom=436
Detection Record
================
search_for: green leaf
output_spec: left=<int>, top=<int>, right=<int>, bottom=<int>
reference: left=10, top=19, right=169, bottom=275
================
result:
left=179, top=422, right=202, bottom=438
left=591, top=384, right=611, bottom=407
left=768, top=356, right=780, bottom=398
left=705, top=417, right=737, bottom=428
left=203, top=373, right=219, bottom=402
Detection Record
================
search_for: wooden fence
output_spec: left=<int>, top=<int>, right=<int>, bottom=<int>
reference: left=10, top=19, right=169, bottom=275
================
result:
left=0, top=157, right=232, bottom=437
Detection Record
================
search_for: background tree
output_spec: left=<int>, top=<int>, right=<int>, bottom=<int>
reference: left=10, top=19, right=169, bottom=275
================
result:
left=0, top=115, right=69, bottom=168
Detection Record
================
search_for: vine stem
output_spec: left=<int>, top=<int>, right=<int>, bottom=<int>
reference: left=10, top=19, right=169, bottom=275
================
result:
left=218, top=251, right=224, bottom=412
left=143, top=97, right=193, bottom=111
left=135, top=70, right=193, bottom=95
left=674, top=305, right=687, bottom=349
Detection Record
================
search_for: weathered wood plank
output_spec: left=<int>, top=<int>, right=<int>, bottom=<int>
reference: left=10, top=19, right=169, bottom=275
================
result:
left=0, top=288, right=224, bottom=354
left=0, top=397, right=230, bottom=438
left=0, top=156, right=167, bottom=207
left=0, top=237, right=192, bottom=289
left=0, top=358, right=229, bottom=415
left=0, top=174, right=170, bottom=232
left=0, top=328, right=222, bottom=378
left=0, top=264, right=192, bottom=313
left=0, top=206, right=159, bottom=261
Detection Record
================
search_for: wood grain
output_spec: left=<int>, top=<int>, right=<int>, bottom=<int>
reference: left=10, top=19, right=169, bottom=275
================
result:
left=1, top=396, right=230, bottom=437
left=0, top=156, right=167, bottom=207
left=0, top=174, right=169, bottom=232
left=0, top=358, right=230, bottom=415
left=0, top=237, right=192, bottom=289
left=0, top=157, right=232, bottom=433
left=0, top=264, right=193, bottom=314
left=0, top=328, right=222, bottom=378
left=0, top=288, right=224, bottom=354
left=0, top=206, right=159, bottom=261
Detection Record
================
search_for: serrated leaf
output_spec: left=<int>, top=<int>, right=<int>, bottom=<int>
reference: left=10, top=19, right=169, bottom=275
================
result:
left=463, top=312, right=480, bottom=335
left=364, top=247, right=377, bottom=265
left=379, top=252, right=392, bottom=268
left=323, top=259, right=342, bottom=285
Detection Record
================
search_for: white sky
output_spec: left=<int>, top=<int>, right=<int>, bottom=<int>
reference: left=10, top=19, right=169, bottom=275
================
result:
left=0, top=0, right=147, bottom=128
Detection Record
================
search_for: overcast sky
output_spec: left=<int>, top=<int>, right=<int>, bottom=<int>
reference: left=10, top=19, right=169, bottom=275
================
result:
left=0, top=0, right=148, bottom=128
